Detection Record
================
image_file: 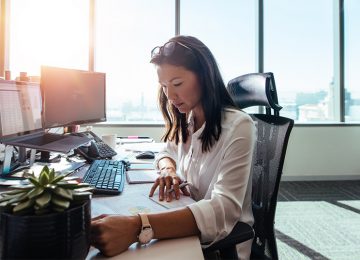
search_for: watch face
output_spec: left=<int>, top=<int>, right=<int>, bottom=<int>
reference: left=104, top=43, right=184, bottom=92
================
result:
left=139, top=228, right=154, bottom=244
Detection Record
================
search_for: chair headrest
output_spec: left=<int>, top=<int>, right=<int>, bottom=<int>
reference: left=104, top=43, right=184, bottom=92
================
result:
left=227, top=72, right=282, bottom=112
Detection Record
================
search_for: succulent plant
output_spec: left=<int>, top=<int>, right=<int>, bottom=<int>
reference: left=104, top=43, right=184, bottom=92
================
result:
left=0, top=165, right=93, bottom=215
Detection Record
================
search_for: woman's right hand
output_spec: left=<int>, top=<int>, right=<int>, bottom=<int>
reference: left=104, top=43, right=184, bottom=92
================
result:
left=91, top=214, right=140, bottom=257
left=149, top=165, right=190, bottom=202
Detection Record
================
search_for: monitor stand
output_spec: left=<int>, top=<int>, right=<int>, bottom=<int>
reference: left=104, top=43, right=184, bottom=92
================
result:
left=36, top=151, right=61, bottom=163
left=0, top=145, right=36, bottom=175
left=64, top=124, right=80, bottom=134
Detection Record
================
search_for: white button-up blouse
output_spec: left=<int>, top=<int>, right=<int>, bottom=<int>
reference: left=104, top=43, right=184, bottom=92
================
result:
left=155, top=108, right=256, bottom=256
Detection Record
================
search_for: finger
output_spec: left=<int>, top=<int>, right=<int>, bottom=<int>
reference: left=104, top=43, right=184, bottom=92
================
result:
left=90, top=231, right=101, bottom=246
left=90, top=222, right=102, bottom=238
left=172, top=177, right=181, bottom=199
left=149, top=178, right=160, bottom=197
left=159, top=177, right=165, bottom=201
left=165, top=176, right=172, bottom=202
left=92, top=214, right=108, bottom=222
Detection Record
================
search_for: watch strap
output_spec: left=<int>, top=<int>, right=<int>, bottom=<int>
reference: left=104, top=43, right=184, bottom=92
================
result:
left=139, top=213, right=151, bottom=228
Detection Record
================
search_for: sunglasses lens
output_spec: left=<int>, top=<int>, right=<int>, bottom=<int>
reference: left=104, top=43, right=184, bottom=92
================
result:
left=162, top=42, right=176, bottom=56
left=151, top=41, right=191, bottom=59
left=151, top=46, right=161, bottom=58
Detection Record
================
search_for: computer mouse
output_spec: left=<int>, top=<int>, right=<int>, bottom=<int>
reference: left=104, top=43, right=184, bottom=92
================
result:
left=136, top=151, right=155, bottom=159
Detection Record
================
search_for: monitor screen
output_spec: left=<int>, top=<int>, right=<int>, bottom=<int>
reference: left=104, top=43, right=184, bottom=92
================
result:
left=0, top=80, right=42, bottom=139
left=41, top=66, right=106, bottom=129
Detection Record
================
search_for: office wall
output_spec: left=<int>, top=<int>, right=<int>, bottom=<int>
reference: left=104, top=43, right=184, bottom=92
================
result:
left=282, top=126, right=360, bottom=181
left=91, top=125, right=360, bottom=181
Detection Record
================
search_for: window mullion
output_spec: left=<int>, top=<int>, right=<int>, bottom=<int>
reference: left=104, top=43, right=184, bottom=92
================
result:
left=89, top=0, right=95, bottom=72
left=333, top=0, right=345, bottom=122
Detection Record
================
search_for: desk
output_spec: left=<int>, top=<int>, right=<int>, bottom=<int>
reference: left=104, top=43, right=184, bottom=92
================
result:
left=0, top=144, right=203, bottom=259
left=84, top=145, right=204, bottom=259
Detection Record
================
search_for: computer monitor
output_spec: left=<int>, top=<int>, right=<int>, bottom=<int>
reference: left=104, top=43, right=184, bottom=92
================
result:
left=40, top=66, right=106, bottom=129
left=0, top=80, right=42, bottom=139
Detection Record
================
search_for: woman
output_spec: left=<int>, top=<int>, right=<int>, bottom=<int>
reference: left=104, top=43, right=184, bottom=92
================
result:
left=91, top=35, right=256, bottom=259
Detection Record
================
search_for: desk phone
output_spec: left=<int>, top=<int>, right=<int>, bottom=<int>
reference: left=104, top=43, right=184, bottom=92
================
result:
left=73, top=131, right=117, bottom=162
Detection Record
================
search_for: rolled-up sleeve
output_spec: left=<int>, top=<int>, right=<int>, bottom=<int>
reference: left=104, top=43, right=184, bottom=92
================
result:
left=154, top=141, right=178, bottom=170
left=188, top=116, right=255, bottom=244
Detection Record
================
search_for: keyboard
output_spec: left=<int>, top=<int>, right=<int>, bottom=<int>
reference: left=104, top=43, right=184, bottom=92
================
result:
left=82, top=159, right=126, bottom=195
left=96, top=141, right=118, bottom=158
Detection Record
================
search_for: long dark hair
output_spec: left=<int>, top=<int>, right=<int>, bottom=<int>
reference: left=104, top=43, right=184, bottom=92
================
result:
left=150, top=35, right=236, bottom=152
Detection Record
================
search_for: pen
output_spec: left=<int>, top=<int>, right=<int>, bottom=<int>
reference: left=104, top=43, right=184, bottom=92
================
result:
left=118, top=136, right=152, bottom=139
left=167, top=181, right=189, bottom=193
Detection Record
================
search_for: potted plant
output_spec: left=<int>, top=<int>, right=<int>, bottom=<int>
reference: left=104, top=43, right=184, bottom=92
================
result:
left=0, top=165, right=93, bottom=259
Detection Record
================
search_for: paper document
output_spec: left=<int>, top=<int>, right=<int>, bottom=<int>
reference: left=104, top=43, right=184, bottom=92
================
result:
left=91, top=193, right=167, bottom=217
left=126, top=170, right=159, bottom=184
left=149, top=193, right=196, bottom=209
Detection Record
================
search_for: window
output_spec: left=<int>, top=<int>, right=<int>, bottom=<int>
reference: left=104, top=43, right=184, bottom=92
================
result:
left=2, top=0, right=358, bottom=124
left=8, top=0, right=89, bottom=77
left=95, top=0, right=174, bottom=123
left=264, top=0, right=334, bottom=122
left=344, top=0, right=360, bottom=122
left=180, top=0, right=256, bottom=84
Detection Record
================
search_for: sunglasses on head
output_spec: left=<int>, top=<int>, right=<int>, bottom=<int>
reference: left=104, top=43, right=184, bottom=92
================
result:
left=151, top=41, right=192, bottom=59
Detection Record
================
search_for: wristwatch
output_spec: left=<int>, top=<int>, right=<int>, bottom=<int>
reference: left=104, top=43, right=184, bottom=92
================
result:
left=138, top=213, right=154, bottom=245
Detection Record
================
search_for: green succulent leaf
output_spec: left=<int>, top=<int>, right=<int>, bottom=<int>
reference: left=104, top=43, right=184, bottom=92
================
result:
left=13, top=199, right=35, bottom=213
left=0, top=192, right=26, bottom=203
left=27, top=187, right=45, bottom=199
left=35, top=192, right=51, bottom=208
left=48, top=168, right=55, bottom=182
left=11, top=184, right=34, bottom=190
left=0, top=188, right=26, bottom=196
left=7, top=192, right=29, bottom=204
left=28, top=176, right=41, bottom=187
left=54, top=187, right=73, bottom=200
left=41, top=165, right=50, bottom=174
left=51, top=174, right=66, bottom=184
left=51, top=196, right=70, bottom=209
left=39, top=170, right=50, bottom=185
left=57, top=182, right=91, bottom=189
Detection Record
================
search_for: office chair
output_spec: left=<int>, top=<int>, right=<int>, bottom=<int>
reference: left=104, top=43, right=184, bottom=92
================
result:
left=203, top=72, right=294, bottom=259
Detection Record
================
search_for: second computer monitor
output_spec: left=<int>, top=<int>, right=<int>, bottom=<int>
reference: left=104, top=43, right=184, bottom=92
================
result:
left=41, top=66, right=106, bottom=129
left=0, top=80, right=42, bottom=139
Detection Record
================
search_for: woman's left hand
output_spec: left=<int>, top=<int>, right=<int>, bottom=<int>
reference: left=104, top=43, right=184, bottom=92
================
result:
left=91, top=214, right=140, bottom=257
left=149, top=166, right=190, bottom=202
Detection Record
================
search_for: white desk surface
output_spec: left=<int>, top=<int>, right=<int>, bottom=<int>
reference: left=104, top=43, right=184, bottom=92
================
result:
left=87, top=236, right=203, bottom=260
left=85, top=144, right=204, bottom=259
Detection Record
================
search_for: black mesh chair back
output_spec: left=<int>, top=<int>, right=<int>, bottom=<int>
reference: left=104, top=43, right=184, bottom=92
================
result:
left=227, top=72, right=294, bottom=259
left=228, top=72, right=282, bottom=116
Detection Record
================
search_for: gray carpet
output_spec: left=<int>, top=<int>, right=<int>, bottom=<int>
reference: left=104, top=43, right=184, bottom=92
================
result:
left=275, top=181, right=360, bottom=260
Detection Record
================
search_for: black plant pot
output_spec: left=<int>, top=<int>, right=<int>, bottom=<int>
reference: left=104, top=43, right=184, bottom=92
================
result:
left=0, top=200, right=91, bottom=259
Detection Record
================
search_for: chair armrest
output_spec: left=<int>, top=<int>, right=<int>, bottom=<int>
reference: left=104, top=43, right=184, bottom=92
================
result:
left=202, top=222, right=254, bottom=253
